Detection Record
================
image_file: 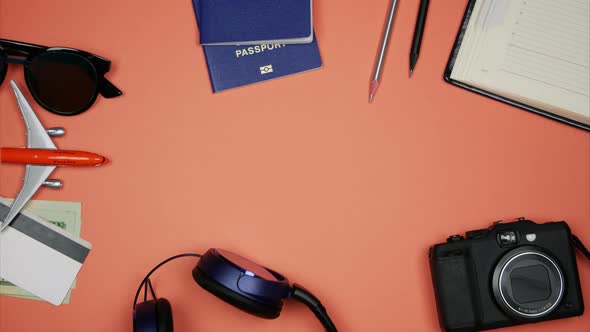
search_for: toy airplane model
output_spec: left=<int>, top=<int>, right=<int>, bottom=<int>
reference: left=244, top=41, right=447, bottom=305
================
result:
left=0, top=80, right=108, bottom=232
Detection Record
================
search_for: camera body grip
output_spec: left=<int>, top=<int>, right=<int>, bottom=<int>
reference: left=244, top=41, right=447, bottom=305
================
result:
left=430, top=245, right=479, bottom=332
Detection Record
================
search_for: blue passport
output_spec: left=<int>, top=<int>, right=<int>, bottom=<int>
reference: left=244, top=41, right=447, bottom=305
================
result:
left=198, top=0, right=313, bottom=45
left=192, top=0, right=322, bottom=93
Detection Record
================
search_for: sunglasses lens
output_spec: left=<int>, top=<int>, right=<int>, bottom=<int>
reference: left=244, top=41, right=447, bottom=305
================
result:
left=27, top=51, right=98, bottom=115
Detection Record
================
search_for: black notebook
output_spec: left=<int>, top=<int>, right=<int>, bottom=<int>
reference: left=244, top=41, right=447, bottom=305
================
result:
left=445, top=0, right=590, bottom=131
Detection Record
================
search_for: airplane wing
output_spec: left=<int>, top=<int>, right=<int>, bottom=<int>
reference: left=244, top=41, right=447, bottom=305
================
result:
left=0, top=81, right=58, bottom=231
left=0, top=165, right=56, bottom=231
left=10, top=80, right=56, bottom=150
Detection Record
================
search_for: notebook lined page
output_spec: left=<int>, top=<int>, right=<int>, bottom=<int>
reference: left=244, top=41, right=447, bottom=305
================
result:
left=450, top=0, right=590, bottom=125
left=501, top=0, right=589, bottom=98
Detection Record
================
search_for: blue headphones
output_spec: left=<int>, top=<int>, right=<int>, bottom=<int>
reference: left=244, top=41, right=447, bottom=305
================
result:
left=133, top=248, right=338, bottom=331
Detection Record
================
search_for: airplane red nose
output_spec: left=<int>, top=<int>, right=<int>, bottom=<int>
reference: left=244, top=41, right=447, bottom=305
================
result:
left=93, top=155, right=109, bottom=166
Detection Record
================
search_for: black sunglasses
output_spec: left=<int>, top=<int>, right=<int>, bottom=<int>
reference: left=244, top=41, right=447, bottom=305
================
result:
left=0, top=39, right=122, bottom=116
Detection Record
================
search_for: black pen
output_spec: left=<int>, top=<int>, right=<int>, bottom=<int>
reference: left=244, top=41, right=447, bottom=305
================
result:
left=410, top=0, right=430, bottom=76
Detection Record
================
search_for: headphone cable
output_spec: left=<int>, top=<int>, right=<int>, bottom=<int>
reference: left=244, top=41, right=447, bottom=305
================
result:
left=133, top=253, right=202, bottom=309
left=291, top=283, right=338, bottom=332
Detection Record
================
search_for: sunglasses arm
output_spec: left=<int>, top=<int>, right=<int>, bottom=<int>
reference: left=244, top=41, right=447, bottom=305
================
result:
left=0, top=39, right=46, bottom=57
left=99, top=78, right=123, bottom=98
left=0, top=57, right=31, bottom=65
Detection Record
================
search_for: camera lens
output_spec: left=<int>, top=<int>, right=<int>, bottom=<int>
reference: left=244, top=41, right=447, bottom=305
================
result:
left=492, top=246, right=564, bottom=320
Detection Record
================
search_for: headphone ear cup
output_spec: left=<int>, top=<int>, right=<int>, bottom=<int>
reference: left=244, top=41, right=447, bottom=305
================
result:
left=134, top=300, right=157, bottom=332
left=193, top=268, right=282, bottom=319
left=155, top=298, right=174, bottom=332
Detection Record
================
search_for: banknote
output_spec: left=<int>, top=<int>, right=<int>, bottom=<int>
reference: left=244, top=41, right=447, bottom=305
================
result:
left=0, top=198, right=82, bottom=304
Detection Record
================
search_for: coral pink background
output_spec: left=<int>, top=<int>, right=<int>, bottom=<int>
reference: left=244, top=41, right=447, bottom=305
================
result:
left=1, top=0, right=588, bottom=331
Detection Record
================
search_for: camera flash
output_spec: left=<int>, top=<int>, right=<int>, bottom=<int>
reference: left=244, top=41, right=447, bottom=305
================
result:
left=526, top=233, right=537, bottom=242
left=498, top=231, right=518, bottom=246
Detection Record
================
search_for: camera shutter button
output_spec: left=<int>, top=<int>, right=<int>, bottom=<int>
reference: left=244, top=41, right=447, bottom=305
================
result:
left=447, top=235, right=464, bottom=242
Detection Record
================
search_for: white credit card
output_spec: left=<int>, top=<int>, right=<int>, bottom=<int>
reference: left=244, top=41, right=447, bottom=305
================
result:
left=0, top=200, right=91, bottom=305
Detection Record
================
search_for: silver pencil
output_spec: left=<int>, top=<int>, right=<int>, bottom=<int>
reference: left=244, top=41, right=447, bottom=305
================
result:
left=369, top=0, right=399, bottom=103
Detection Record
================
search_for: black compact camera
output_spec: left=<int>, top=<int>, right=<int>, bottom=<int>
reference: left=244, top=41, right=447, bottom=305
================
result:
left=429, top=218, right=585, bottom=331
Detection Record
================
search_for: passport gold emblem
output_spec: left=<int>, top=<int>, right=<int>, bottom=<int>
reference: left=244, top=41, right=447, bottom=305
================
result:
left=260, top=65, right=273, bottom=74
